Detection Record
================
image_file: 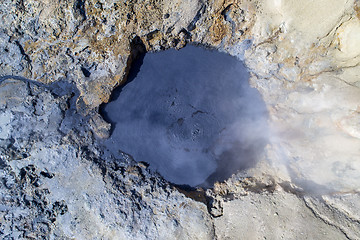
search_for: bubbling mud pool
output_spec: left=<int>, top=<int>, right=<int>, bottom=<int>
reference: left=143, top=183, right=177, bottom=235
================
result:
left=100, top=45, right=269, bottom=188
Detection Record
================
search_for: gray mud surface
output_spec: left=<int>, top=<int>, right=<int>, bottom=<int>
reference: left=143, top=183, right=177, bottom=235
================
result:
left=101, top=46, right=269, bottom=187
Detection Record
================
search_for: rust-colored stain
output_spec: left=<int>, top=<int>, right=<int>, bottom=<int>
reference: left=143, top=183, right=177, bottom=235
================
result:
left=210, top=16, right=229, bottom=44
left=355, top=3, right=360, bottom=20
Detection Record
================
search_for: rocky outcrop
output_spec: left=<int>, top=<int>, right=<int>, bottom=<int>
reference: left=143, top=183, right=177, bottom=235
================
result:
left=1, top=0, right=360, bottom=239
left=0, top=78, right=215, bottom=239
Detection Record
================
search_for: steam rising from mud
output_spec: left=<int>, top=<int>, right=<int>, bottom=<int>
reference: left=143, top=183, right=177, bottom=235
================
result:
left=101, top=45, right=269, bottom=187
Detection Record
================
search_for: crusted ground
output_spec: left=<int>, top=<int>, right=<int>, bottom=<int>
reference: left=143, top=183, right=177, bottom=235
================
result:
left=1, top=0, right=360, bottom=239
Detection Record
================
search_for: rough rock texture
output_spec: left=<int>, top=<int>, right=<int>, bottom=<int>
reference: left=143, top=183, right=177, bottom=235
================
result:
left=1, top=0, right=360, bottom=239
left=0, top=79, right=214, bottom=239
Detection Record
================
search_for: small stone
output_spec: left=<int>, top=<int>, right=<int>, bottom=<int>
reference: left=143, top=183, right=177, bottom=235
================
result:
left=207, top=197, right=223, bottom=218
left=4, top=176, right=15, bottom=189
left=89, top=113, right=111, bottom=139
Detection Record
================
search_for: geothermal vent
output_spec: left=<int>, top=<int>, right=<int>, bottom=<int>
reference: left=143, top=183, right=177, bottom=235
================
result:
left=101, top=45, right=269, bottom=188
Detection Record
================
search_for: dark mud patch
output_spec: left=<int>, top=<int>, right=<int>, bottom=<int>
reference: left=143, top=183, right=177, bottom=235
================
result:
left=100, top=45, right=269, bottom=188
